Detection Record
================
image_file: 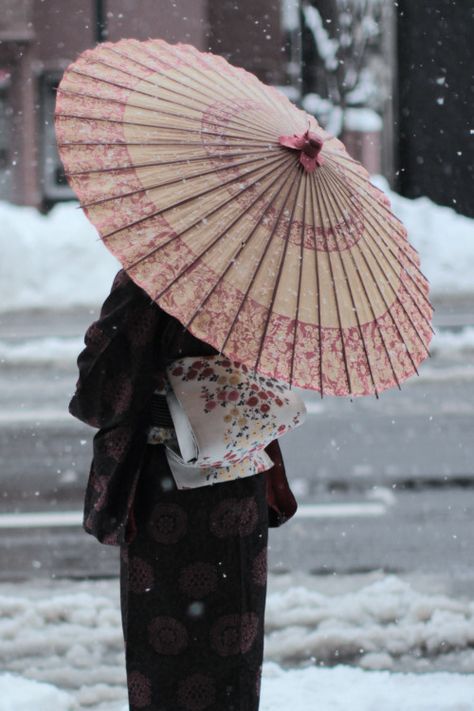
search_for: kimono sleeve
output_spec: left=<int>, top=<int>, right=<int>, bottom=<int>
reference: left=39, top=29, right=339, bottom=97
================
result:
left=68, top=270, right=162, bottom=429
left=264, top=439, right=298, bottom=526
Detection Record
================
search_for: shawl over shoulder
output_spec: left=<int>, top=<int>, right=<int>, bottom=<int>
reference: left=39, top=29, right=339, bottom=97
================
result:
left=69, top=271, right=297, bottom=545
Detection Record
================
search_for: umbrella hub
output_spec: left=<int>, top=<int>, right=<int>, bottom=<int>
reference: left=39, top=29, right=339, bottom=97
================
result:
left=278, top=129, right=325, bottom=173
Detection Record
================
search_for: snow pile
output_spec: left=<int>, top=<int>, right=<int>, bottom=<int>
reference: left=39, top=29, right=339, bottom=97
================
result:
left=344, top=107, right=383, bottom=132
left=265, top=575, right=474, bottom=669
left=261, top=663, right=474, bottom=711
left=0, top=674, right=76, bottom=711
left=0, top=584, right=125, bottom=708
left=1, top=575, right=474, bottom=711
left=2, top=665, right=474, bottom=711
left=0, top=181, right=473, bottom=316
left=373, top=176, right=474, bottom=298
left=0, top=201, right=118, bottom=313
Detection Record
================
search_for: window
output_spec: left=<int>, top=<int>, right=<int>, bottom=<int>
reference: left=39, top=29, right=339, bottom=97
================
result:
left=40, top=71, right=73, bottom=202
left=0, top=69, right=13, bottom=200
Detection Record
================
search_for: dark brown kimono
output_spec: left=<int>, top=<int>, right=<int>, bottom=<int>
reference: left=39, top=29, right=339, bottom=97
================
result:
left=70, top=270, right=299, bottom=710
left=69, top=270, right=297, bottom=547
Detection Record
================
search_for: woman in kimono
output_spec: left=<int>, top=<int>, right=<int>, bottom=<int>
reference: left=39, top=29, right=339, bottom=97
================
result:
left=69, top=269, right=297, bottom=711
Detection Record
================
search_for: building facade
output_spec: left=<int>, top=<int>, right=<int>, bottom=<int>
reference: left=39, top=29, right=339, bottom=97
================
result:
left=2, top=1, right=471, bottom=217
left=0, top=0, right=285, bottom=209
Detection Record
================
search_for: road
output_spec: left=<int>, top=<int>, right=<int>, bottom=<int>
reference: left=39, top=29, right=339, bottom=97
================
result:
left=0, top=302, right=473, bottom=586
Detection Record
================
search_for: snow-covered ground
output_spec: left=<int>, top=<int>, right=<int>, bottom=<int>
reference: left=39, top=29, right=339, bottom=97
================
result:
left=2, top=572, right=474, bottom=711
left=0, top=178, right=473, bottom=315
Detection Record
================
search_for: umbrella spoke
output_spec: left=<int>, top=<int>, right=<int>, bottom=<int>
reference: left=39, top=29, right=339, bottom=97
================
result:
left=289, top=174, right=309, bottom=388
left=320, top=172, right=402, bottom=391
left=315, top=173, right=380, bottom=396
left=92, top=44, right=290, bottom=138
left=64, top=147, right=275, bottom=176
left=56, top=108, right=276, bottom=145
left=325, top=168, right=433, bottom=338
left=154, top=160, right=296, bottom=305
left=324, top=162, right=431, bottom=306
left=323, top=169, right=431, bottom=362
left=219, top=163, right=301, bottom=356
left=123, top=155, right=293, bottom=272
left=311, top=175, right=353, bottom=395
left=100, top=152, right=290, bottom=242
left=142, top=40, right=297, bottom=131
left=325, top=155, right=415, bottom=246
left=63, top=67, right=278, bottom=143
left=254, top=168, right=305, bottom=374
left=308, top=172, right=324, bottom=397
left=57, top=139, right=273, bottom=149
left=77, top=150, right=284, bottom=209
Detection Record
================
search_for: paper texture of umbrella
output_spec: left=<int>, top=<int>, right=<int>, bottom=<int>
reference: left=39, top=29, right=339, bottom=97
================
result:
left=55, top=38, right=433, bottom=396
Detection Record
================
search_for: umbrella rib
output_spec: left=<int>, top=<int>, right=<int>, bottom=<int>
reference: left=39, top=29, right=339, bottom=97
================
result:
left=57, top=139, right=273, bottom=149
left=327, top=162, right=410, bottom=241
left=139, top=41, right=297, bottom=132
left=311, top=173, right=353, bottom=395
left=99, top=152, right=289, bottom=242
left=254, top=167, right=305, bottom=374
left=105, top=43, right=287, bottom=135
left=79, top=49, right=285, bottom=139
left=326, top=164, right=432, bottom=313
left=219, top=163, right=301, bottom=357
left=151, top=159, right=296, bottom=304
left=61, top=72, right=277, bottom=143
left=77, top=151, right=284, bottom=209
left=55, top=109, right=280, bottom=147
left=318, top=173, right=380, bottom=398
left=317, top=173, right=380, bottom=398
left=289, top=174, right=308, bottom=388
left=121, top=155, right=293, bottom=272
left=182, top=164, right=297, bottom=332
left=64, top=148, right=275, bottom=176
left=360, top=202, right=431, bottom=310
left=308, top=172, right=324, bottom=397
left=321, top=170, right=400, bottom=392
left=326, top=169, right=433, bottom=339
left=324, top=169, right=430, bottom=363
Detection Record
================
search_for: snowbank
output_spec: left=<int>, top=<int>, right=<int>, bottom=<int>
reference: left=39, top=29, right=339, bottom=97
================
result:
left=0, top=177, right=473, bottom=315
left=2, top=664, right=474, bottom=711
left=0, top=201, right=118, bottom=313
left=372, top=176, right=474, bottom=298
left=0, top=674, right=76, bottom=711
left=261, top=663, right=474, bottom=711
left=2, top=574, right=474, bottom=711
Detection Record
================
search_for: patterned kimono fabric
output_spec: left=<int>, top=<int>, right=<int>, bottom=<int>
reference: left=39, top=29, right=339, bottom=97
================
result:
left=120, top=444, right=268, bottom=711
left=70, top=272, right=294, bottom=711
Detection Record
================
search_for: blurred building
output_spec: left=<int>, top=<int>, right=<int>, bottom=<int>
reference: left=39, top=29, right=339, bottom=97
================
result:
left=0, top=0, right=286, bottom=209
left=1, top=0, right=472, bottom=217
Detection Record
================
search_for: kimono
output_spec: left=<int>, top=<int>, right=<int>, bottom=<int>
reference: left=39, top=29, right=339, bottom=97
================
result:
left=69, top=270, right=297, bottom=547
left=69, top=270, right=298, bottom=711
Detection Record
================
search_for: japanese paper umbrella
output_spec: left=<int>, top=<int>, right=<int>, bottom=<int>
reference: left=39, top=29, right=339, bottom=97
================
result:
left=55, top=38, right=433, bottom=396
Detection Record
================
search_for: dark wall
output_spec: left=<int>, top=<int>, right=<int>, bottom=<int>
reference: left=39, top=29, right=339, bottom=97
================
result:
left=397, top=1, right=474, bottom=217
left=208, top=0, right=285, bottom=85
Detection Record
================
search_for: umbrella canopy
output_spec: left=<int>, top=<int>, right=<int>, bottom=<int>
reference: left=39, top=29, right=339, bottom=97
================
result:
left=55, top=38, right=433, bottom=396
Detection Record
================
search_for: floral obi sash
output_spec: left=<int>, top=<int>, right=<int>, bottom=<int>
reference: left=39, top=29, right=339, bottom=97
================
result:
left=148, top=356, right=306, bottom=489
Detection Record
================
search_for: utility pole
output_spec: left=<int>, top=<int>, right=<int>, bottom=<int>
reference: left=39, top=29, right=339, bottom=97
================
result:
left=95, top=0, right=107, bottom=43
